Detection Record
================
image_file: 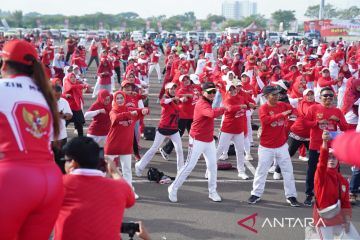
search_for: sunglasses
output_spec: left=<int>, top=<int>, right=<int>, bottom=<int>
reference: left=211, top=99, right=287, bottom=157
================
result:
left=321, top=94, right=334, bottom=98
left=205, top=89, right=217, bottom=94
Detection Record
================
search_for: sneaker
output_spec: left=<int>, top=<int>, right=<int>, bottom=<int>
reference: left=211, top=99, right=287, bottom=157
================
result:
left=299, top=156, right=309, bottom=161
left=245, top=154, right=253, bottom=161
left=219, top=153, right=229, bottom=161
left=303, top=195, right=313, bottom=207
left=268, top=165, right=276, bottom=173
left=273, top=172, right=282, bottom=180
left=287, top=197, right=300, bottom=207
left=134, top=192, right=139, bottom=200
left=350, top=193, right=357, bottom=205
left=238, top=172, right=249, bottom=180
left=168, top=186, right=178, bottom=203
left=204, top=170, right=209, bottom=179
left=134, top=163, right=142, bottom=177
left=248, top=195, right=261, bottom=204
left=159, top=148, right=169, bottom=161
left=209, top=192, right=222, bottom=202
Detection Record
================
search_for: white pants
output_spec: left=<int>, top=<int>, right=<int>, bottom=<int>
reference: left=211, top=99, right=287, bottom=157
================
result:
left=148, top=63, right=161, bottom=80
left=217, top=132, right=245, bottom=173
left=92, top=77, right=101, bottom=98
left=105, top=154, right=133, bottom=188
left=316, top=223, right=360, bottom=240
left=244, top=111, right=253, bottom=154
left=251, top=143, right=297, bottom=198
left=136, top=131, right=184, bottom=172
left=170, top=137, right=218, bottom=193
left=204, top=52, right=214, bottom=60
left=87, top=134, right=106, bottom=147
left=139, top=74, right=149, bottom=85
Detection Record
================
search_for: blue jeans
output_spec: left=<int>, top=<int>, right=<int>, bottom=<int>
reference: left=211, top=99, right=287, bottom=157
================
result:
left=350, top=167, right=360, bottom=194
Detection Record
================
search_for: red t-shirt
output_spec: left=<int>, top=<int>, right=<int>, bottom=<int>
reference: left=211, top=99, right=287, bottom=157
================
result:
left=259, top=102, right=293, bottom=148
left=90, top=45, right=98, bottom=57
left=304, top=104, right=348, bottom=150
left=55, top=174, right=135, bottom=240
left=190, top=97, right=224, bottom=142
left=158, top=98, right=179, bottom=130
left=176, top=86, right=196, bottom=119
left=203, top=42, right=214, bottom=53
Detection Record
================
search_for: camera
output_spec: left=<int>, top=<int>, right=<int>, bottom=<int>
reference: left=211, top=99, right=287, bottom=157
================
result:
left=121, top=222, right=140, bottom=239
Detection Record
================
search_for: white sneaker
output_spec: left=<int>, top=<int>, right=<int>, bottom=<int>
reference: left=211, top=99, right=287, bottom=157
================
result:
left=168, top=186, right=178, bottom=203
left=299, top=156, right=309, bottom=161
left=204, top=169, right=209, bottom=179
left=273, top=172, right=282, bottom=180
left=159, top=148, right=169, bottom=161
left=238, top=172, right=250, bottom=180
left=134, top=192, right=139, bottom=200
left=134, top=163, right=142, bottom=177
left=209, top=192, right=222, bottom=202
left=245, top=154, right=253, bottom=161
left=219, top=153, right=228, bottom=161
left=268, top=165, right=276, bottom=173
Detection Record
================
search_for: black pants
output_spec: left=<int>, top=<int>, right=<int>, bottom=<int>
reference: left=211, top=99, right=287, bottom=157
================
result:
left=275, top=136, right=309, bottom=173
left=52, top=138, right=67, bottom=174
left=162, top=119, right=192, bottom=154
left=158, top=44, right=165, bottom=54
left=87, top=56, right=99, bottom=69
left=65, top=51, right=73, bottom=63
left=114, top=66, right=121, bottom=84
left=133, top=132, right=140, bottom=156
left=66, top=110, right=85, bottom=136
left=305, top=149, right=320, bottom=196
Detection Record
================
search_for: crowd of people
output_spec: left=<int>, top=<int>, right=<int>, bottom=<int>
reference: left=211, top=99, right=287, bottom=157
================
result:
left=1, top=30, right=360, bottom=239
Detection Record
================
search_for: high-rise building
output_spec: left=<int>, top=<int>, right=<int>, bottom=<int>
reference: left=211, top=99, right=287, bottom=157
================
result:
left=222, top=0, right=257, bottom=20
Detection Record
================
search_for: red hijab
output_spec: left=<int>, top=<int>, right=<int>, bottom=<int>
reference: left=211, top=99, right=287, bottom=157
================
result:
left=289, top=76, right=305, bottom=99
left=89, top=89, right=112, bottom=113
left=112, top=91, right=127, bottom=113
left=341, top=77, right=360, bottom=114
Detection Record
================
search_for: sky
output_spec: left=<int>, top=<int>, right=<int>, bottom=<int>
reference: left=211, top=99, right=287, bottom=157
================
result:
left=0, top=0, right=357, bottom=21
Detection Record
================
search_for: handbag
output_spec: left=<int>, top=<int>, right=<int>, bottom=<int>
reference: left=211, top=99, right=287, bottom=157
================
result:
left=315, top=181, right=342, bottom=219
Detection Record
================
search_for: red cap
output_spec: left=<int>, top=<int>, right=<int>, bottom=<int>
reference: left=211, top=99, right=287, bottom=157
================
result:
left=121, top=80, right=134, bottom=88
left=1, top=39, right=38, bottom=66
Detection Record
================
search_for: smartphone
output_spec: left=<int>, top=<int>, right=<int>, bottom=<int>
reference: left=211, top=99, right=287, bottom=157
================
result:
left=329, top=131, right=340, bottom=140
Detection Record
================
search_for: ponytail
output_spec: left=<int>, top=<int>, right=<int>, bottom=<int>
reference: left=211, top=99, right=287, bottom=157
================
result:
left=5, top=59, right=60, bottom=139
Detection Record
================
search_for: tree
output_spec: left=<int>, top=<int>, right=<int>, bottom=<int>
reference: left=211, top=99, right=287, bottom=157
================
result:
left=206, top=14, right=226, bottom=24
left=11, top=10, right=23, bottom=27
left=240, top=14, right=267, bottom=28
left=184, top=11, right=196, bottom=22
left=118, top=12, right=139, bottom=20
left=304, top=4, right=338, bottom=19
left=337, top=6, right=360, bottom=20
left=271, top=10, right=296, bottom=30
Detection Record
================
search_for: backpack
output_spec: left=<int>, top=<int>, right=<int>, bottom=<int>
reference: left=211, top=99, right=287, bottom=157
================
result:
left=147, top=167, right=164, bottom=183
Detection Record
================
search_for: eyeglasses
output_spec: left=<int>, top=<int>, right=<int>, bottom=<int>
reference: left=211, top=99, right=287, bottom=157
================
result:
left=205, top=89, right=217, bottom=94
left=60, top=156, right=73, bottom=162
left=321, top=94, right=334, bottom=98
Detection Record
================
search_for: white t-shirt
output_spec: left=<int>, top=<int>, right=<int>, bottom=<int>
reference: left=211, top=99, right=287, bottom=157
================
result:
left=51, top=97, right=72, bottom=141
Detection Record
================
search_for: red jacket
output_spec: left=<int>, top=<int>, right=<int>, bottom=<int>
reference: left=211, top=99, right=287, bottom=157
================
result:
left=189, top=97, right=224, bottom=142
left=176, top=85, right=196, bottom=119
left=97, top=62, right=113, bottom=85
left=290, top=100, right=318, bottom=138
left=259, top=102, right=293, bottom=148
left=55, top=174, right=135, bottom=240
left=313, top=147, right=351, bottom=227
left=304, top=104, right=348, bottom=150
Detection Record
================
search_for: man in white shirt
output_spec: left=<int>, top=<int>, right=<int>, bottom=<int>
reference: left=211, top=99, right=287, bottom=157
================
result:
left=51, top=84, right=72, bottom=173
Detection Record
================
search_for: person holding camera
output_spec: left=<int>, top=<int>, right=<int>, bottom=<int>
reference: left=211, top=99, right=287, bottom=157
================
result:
left=313, top=130, right=359, bottom=239
left=54, top=136, right=136, bottom=240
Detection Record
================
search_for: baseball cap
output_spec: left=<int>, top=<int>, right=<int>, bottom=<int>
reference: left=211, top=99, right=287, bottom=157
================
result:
left=262, top=85, right=281, bottom=95
left=241, top=72, right=251, bottom=78
left=190, top=74, right=200, bottom=84
left=202, top=82, right=216, bottom=91
left=121, top=80, right=134, bottom=88
left=179, top=74, right=190, bottom=82
left=303, top=89, right=314, bottom=96
left=321, top=67, right=330, bottom=73
left=221, top=65, right=229, bottom=71
left=179, top=54, right=186, bottom=59
left=226, top=83, right=236, bottom=91
left=1, top=39, right=38, bottom=66
left=165, top=82, right=177, bottom=89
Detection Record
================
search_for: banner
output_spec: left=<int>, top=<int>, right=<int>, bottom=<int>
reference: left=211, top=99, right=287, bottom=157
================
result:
left=146, top=20, right=151, bottom=31
left=157, top=21, right=162, bottom=32
left=304, top=19, right=360, bottom=37
left=64, top=18, right=69, bottom=29
left=120, top=21, right=126, bottom=32
left=99, top=21, right=104, bottom=30
left=36, top=19, right=41, bottom=28
left=196, top=21, right=201, bottom=31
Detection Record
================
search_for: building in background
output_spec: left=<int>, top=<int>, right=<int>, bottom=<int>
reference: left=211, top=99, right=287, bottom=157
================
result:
left=222, top=0, right=257, bottom=20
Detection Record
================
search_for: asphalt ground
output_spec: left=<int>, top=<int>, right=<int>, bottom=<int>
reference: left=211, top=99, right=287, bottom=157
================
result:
left=65, top=47, right=360, bottom=240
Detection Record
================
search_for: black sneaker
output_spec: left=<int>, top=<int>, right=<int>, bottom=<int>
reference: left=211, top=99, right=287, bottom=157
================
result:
left=303, top=195, right=313, bottom=207
left=248, top=195, right=261, bottom=204
left=287, top=197, right=300, bottom=207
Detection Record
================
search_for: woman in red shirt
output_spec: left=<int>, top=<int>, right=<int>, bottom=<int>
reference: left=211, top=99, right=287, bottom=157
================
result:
left=135, top=82, right=184, bottom=176
left=104, top=91, right=149, bottom=199
left=84, top=89, right=112, bottom=149
left=314, top=131, right=359, bottom=239
left=87, top=40, right=99, bottom=69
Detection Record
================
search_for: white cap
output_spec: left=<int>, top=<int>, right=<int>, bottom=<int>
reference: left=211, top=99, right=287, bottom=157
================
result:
left=190, top=74, right=200, bottom=84
left=179, top=54, right=186, bottom=59
left=321, top=67, right=330, bottom=73
left=303, top=88, right=314, bottom=96
left=273, top=80, right=288, bottom=90
left=72, top=64, right=79, bottom=69
left=241, top=72, right=251, bottom=78
left=165, top=82, right=177, bottom=89
left=179, top=74, right=190, bottom=82
left=171, top=46, right=177, bottom=51
left=296, top=62, right=305, bottom=66
left=221, top=65, right=229, bottom=71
